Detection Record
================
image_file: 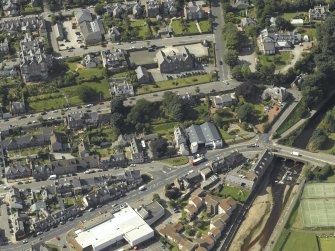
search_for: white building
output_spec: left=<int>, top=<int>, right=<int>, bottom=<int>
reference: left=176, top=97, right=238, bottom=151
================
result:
left=74, top=204, right=154, bottom=250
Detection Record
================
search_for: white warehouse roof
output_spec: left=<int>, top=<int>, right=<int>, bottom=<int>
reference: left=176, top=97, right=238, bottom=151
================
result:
left=74, top=204, right=154, bottom=250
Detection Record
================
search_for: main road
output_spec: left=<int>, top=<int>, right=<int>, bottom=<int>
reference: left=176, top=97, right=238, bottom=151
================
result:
left=1, top=141, right=263, bottom=251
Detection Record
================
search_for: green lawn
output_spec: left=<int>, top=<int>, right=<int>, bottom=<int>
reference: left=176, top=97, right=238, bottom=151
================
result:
left=276, top=100, right=306, bottom=135
left=217, top=185, right=250, bottom=202
left=171, top=20, right=200, bottom=35
left=260, top=52, right=293, bottom=70
left=161, top=156, right=189, bottom=166
left=282, top=12, right=307, bottom=20
left=131, top=20, right=151, bottom=40
left=319, top=237, right=335, bottom=251
left=111, top=71, right=128, bottom=78
left=219, top=128, right=235, bottom=140
left=152, top=122, right=178, bottom=135
left=137, top=74, right=213, bottom=94
left=282, top=231, right=318, bottom=251
left=198, top=20, right=212, bottom=33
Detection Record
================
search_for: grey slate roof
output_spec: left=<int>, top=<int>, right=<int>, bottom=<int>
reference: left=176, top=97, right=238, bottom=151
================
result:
left=186, top=122, right=221, bottom=144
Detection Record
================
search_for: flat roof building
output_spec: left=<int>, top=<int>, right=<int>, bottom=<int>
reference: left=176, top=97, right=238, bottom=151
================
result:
left=73, top=204, right=154, bottom=250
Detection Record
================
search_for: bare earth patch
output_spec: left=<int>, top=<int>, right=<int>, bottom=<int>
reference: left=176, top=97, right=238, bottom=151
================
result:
left=229, top=187, right=273, bottom=251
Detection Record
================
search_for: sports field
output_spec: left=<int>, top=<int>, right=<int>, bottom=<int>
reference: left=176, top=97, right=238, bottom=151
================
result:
left=319, top=237, right=335, bottom=251
left=301, top=199, right=335, bottom=227
left=302, top=183, right=335, bottom=199
left=301, top=183, right=335, bottom=227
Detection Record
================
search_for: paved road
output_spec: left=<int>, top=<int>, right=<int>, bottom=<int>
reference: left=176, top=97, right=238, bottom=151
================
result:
left=211, top=0, right=229, bottom=80
left=1, top=140, right=263, bottom=250
left=55, top=34, right=215, bottom=58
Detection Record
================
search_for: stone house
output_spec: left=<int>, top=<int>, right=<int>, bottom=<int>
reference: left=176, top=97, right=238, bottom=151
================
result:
left=156, top=47, right=195, bottom=73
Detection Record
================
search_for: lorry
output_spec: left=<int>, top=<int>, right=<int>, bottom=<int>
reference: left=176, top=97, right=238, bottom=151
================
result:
left=48, top=175, right=57, bottom=180
left=138, top=185, right=146, bottom=191
left=291, top=151, right=300, bottom=156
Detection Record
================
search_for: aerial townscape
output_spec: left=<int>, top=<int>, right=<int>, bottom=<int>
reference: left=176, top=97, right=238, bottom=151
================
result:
left=1, top=0, right=335, bottom=251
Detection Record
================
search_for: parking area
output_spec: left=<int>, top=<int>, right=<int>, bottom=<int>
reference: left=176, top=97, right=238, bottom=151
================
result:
left=57, top=20, right=84, bottom=51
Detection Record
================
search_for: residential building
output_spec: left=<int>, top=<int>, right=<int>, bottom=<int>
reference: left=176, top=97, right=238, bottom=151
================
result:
left=146, top=0, right=161, bottom=18
left=0, top=16, right=46, bottom=34
left=218, top=197, right=237, bottom=215
left=174, top=126, right=190, bottom=156
left=0, top=38, right=9, bottom=55
left=111, top=81, right=135, bottom=96
left=184, top=1, right=209, bottom=20
left=156, top=47, right=195, bottom=73
left=241, top=17, right=256, bottom=30
left=101, top=49, right=128, bottom=72
left=109, top=26, right=121, bottom=42
left=259, top=28, right=301, bottom=55
left=262, top=86, right=288, bottom=102
left=108, top=153, right=128, bottom=168
left=19, top=34, right=52, bottom=82
left=209, top=152, right=247, bottom=173
left=133, top=2, right=143, bottom=18
left=5, top=163, right=31, bottom=180
left=309, top=5, right=329, bottom=21
left=33, top=155, right=100, bottom=180
left=78, top=140, right=90, bottom=157
left=10, top=101, right=26, bottom=115
left=186, top=122, right=223, bottom=153
left=80, top=54, right=100, bottom=68
left=135, top=66, right=151, bottom=85
left=162, top=0, right=177, bottom=17
left=53, top=22, right=64, bottom=41
left=212, top=93, right=236, bottom=109
left=225, top=150, right=273, bottom=190
left=129, top=137, right=145, bottom=163
left=199, top=166, right=213, bottom=180
left=49, top=130, right=70, bottom=153
left=230, top=0, right=249, bottom=9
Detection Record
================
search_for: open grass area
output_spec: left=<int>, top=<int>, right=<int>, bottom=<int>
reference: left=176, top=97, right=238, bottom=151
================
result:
left=282, top=230, right=318, bottom=251
left=171, top=19, right=200, bottom=35
left=152, top=121, right=178, bottom=135
left=131, top=20, right=151, bottom=40
left=260, top=52, right=293, bottom=70
left=217, top=185, right=250, bottom=202
left=29, top=60, right=110, bottom=111
left=161, top=156, right=189, bottom=166
left=198, top=20, right=211, bottom=33
left=137, top=74, right=213, bottom=94
left=276, top=100, right=306, bottom=135
left=282, top=12, right=307, bottom=20
left=319, top=237, right=335, bottom=251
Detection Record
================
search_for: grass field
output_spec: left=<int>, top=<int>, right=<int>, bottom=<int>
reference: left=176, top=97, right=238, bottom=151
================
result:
left=319, top=237, right=335, bottom=251
left=301, top=199, right=335, bottom=227
left=276, top=100, right=306, bottom=135
left=137, top=74, right=213, bottom=94
left=131, top=20, right=151, bottom=40
left=260, top=52, right=293, bottom=70
left=171, top=20, right=200, bottom=35
left=198, top=20, right=211, bottom=33
left=302, top=183, right=335, bottom=199
left=282, top=231, right=318, bottom=251
left=217, top=185, right=250, bottom=202
left=161, top=156, right=189, bottom=166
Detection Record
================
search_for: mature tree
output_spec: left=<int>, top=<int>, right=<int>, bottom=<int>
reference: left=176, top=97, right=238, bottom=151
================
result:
left=94, top=3, right=105, bottom=15
left=110, top=97, right=125, bottom=114
left=223, top=50, right=239, bottom=66
left=161, top=92, right=187, bottom=121
left=79, top=86, right=99, bottom=102
left=237, top=104, right=254, bottom=122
